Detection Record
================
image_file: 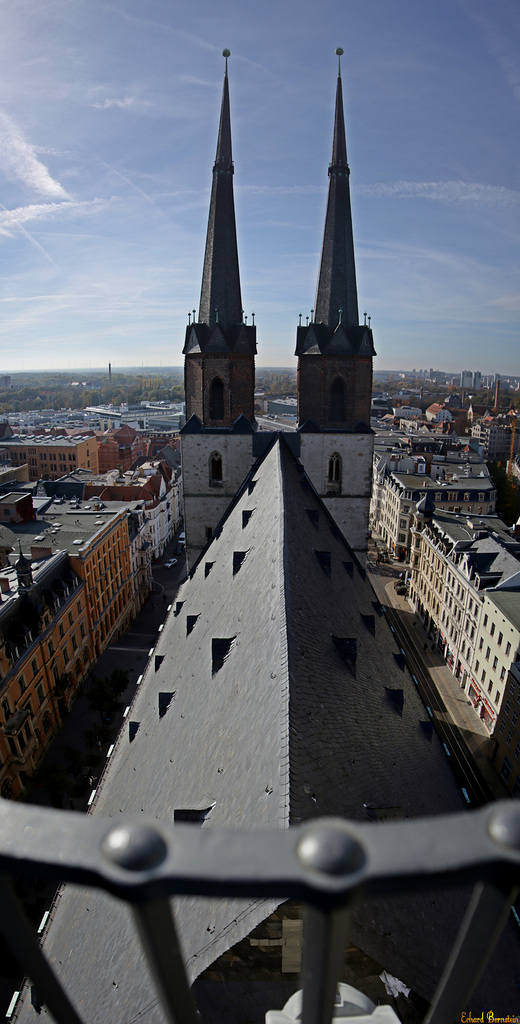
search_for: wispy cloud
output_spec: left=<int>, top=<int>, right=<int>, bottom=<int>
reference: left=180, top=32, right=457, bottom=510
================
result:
left=357, top=180, right=520, bottom=207
left=0, top=197, right=117, bottom=238
left=461, top=1, right=520, bottom=107
left=90, top=95, right=151, bottom=111
left=0, top=110, right=70, bottom=199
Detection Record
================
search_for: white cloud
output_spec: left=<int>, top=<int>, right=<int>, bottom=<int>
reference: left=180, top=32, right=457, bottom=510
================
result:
left=0, top=197, right=117, bottom=238
left=90, top=95, right=151, bottom=111
left=0, top=110, right=70, bottom=199
left=357, top=180, right=520, bottom=207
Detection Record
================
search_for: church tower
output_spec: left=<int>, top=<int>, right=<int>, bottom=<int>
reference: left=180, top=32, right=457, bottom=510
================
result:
left=183, top=50, right=256, bottom=429
left=295, top=50, right=375, bottom=562
left=296, top=49, right=375, bottom=428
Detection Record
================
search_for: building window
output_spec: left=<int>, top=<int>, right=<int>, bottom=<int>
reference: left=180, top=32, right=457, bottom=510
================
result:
left=507, top=730, right=514, bottom=746
left=490, top=623, right=495, bottom=637
left=209, top=377, right=225, bottom=420
left=330, top=378, right=345, bottom=421
left=493, top=657, right=498, bottom=671
left=498, top=632, right=503, bottom=647
left=31, top=658, right=38, bottom=676
left=328, top=453, right=341, bottom=484
left=506, top=642, right=511, bottom=656
left=210, top=452, right=223, bottom=482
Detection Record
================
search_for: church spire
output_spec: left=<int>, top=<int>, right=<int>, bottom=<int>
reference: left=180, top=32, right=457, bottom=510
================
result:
left=183, top=52, right=256, bottom=429
left=313, top=48, right=359, bottom=330
left=198, top=49, right=243, bottom=331
left=295, top=50, right=375, bottom=431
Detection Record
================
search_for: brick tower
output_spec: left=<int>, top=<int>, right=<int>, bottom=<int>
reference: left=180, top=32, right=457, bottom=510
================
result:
left=296, top=49, right=375, bottom=429
left=183, top=50, right=256, bottom=429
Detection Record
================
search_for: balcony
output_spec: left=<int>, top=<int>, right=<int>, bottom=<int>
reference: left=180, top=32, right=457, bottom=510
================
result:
left=1, top=799, right=519, bottom=1023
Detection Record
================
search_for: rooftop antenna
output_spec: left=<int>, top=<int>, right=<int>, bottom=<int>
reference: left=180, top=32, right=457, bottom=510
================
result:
left=188, top=312, right=191, bottom=325
left=299, top=313, right=302, bottom=326
left=368, top=315, right=371, bottom=327
left=223, top=48, right=230, bottom=74
left=336, top=46, right=344, bottom=77
left=364, top=312, right=367, bottom=326
left=251, top=312, right=255, bottom=325
left=310, top=308, right=314, bottom=322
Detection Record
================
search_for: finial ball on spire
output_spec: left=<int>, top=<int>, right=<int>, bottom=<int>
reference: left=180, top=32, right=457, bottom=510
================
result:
left=222, top=48, right=231, bottom=58
left=335, top=47, right=344, bottom=56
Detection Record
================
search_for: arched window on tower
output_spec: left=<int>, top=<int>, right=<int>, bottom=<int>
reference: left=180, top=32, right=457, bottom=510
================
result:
left=210, top=451, right=223, bottom=485
left=209, top=377, right=225, bottom=420
left=330, top=378, right=345, bottom=422
left=327, top=452, right=342, bottom=493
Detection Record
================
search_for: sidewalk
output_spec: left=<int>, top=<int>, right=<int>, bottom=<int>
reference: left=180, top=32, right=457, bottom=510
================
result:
left=366, top=543, right=508, bottom=803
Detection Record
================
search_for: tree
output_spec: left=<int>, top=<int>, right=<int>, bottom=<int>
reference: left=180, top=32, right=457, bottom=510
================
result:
left=109, top=668, right=129, bottom=699
left=87, top=677, right=116, bottom=721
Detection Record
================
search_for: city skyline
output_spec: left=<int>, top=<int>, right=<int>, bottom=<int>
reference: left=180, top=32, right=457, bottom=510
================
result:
left=1, top=0, right=519, bottom=373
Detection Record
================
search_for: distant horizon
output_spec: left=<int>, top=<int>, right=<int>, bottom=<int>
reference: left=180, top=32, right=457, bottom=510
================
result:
left=1, top=2, right=519, bottom=375
left=1, top=364, right=517, bottom=379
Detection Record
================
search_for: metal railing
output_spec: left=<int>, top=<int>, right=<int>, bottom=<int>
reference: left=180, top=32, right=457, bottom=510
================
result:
left=1, top=797, right=519, bottom=1024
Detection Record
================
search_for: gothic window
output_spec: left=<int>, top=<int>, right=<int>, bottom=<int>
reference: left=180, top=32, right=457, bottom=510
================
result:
left=328, top=452, right=342, bottom=484
left=209, top=377, right=225, bottom=420
left=210, top=452, right=223, bottom=482
left=330, top=378, right=345, bottom=421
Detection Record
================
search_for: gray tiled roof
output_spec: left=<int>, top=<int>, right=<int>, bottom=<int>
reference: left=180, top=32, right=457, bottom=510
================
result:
left=16, top=439, right=513, bottom=1021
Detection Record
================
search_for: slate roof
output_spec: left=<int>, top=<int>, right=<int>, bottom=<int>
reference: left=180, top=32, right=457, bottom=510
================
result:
left=18, top=437, right=513, bottom=1022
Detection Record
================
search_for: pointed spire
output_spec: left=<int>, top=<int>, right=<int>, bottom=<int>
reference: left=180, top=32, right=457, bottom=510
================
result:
left=313, top=48, right=359, bottom=330
left=198, top=50, right=243, bottom=331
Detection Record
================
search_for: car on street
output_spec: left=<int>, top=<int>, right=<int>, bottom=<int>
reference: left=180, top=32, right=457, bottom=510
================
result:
left=165, top=559, right=178, bottom=568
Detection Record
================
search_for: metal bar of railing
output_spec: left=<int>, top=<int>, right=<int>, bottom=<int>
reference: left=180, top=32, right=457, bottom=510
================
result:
left=0, top=875, right=84, bottom=1024
left=424, top=878, right=519, bottom=1024
left=1, top=799, right=520, bottom=1023
left=300, top=904, right=351, bottom=1024
left=131, top=898, right=200, bottom=1024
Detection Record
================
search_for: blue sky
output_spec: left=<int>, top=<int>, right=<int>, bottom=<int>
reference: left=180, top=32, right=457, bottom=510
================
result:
left=0, top=0, right=519, bottom=374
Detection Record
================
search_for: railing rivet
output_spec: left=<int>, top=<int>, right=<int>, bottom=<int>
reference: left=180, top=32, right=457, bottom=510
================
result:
left=488, top=808, right=520, bottom=851
left=102, top=823, right=168, bottom=871
left=296, top=821, right=364, bottom=876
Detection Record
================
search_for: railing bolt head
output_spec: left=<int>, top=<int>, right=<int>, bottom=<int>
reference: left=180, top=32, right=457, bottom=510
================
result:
left=488, top=807, right=520, bottom=851
left=102, top=823, right=168, bottom=871
left=296, top=821, right=364, bottom=876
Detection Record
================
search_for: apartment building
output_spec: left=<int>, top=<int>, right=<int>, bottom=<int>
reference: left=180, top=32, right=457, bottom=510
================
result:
left=410, top=505, right=520, bottom=733
left=375, top=468, right=496, bottom=561
left=3, top=434, right=99, bottom=481
left=0, top=551, right=93, bottom=798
